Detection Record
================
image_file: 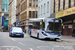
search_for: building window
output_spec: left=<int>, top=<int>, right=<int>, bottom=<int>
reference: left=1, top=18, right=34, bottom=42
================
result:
left=36, top=11, right=37, bottom=18
left=74, top=0, right=75, bottom=6
left=47, top=2, right=49, bottom=13
left=41, top=5, right=42, bottom=15
left=63, top=0, right=65, bottom=10
left=36, top=0, right=38, bottom=7
left=29, top=0, right=32, bottom=7
left=58, top=0, right=60, bottom=11
left=33, top=11, right=35, bottom=18
left=33, top=0, right=35, bottom=7
left=38, top=7, right=40, bottom=15
left=29, top=11, right=31, bottom=18
left=44, top=4, right=46, bottom=14
left=69, top=0, right=71, bottom=8
left=2, top=4, right=9, bottom=12
left=53, top=0, right=55, bottom=13
left=38, top=7, right=41, bottom=15
left=2, top=0, right=9, bottom=3
left=2, top=0, right=9, bottom=12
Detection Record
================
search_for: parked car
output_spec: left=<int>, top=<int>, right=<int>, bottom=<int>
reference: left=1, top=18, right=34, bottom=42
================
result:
left=9, top=27, right=24, bottom=38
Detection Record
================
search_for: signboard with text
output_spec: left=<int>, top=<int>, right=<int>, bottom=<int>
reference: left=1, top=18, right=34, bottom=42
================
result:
left=56, top=7, right=75, bottom=18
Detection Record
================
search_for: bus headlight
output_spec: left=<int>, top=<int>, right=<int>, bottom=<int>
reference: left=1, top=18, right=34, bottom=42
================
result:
left=58, top=34, right=62, bottom=37
left=42, top=32, right=47, bottom=36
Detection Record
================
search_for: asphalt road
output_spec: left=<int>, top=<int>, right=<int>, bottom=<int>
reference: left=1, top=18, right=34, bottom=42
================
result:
left=0, top=32, right=75, bottom=50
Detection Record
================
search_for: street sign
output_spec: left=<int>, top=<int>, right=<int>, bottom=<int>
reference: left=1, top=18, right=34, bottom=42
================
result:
left=16, top=18, right=18, bottom=21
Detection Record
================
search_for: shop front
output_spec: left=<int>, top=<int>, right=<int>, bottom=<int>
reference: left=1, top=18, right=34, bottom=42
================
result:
left=55, top=6, right=75, bottom=37
left=20, top=20, right=28, bottom=33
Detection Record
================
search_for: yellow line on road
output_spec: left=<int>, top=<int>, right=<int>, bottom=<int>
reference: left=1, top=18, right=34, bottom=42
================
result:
left=49, top=41, right=75, bottom=45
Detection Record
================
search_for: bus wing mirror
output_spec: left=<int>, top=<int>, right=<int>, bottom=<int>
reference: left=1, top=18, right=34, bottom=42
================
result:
left=42, top=28, right=44, bottom=30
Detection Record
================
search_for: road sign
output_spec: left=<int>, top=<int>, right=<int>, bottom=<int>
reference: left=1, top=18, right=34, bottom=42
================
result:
left=16, top=18, right=18, bottom=21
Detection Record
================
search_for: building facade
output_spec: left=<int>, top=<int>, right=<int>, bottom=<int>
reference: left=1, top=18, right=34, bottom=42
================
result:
left=2, top=0, right=9, bottom=26
left=16, top=0, right=21, bottom=22
left=11, top=0, right=16, bottom=24
left=0, top=0, right=9, bottom=31
left=52, top=0, right=75, bottom=37
left=20, top=0, right=38, bottom=33
left=9, top=0, right=16, bottom=25
left=9, top=0, right=12, bottom=25
left=52, top=0, right=75, bottom=13
left=0, top=0, right=2, bottom=11
left=38, top=0, right=52, bottom=18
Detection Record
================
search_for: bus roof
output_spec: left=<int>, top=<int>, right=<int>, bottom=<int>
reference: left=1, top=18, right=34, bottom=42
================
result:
left=29, top=18, right=44, bottom=22
left=29, top=18, right=62, bottom=22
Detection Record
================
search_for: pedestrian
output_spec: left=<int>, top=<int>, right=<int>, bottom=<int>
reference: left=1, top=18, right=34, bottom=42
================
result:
left=25, top=27, right=26, bottom=33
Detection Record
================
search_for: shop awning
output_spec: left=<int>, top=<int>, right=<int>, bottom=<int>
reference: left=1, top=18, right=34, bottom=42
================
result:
left=20, top=24, right=28, bottom=26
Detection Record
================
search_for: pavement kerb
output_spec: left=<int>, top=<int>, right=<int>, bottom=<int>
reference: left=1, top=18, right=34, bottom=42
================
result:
left=61, top=40, right=75, bottom=43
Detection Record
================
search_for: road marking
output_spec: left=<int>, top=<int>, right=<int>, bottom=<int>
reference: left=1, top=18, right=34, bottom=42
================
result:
left=52, top=45, right=73, bottom=50
left=49, top=41, right=75, bottom=45
left=4, top=35, right=7, bottom=36
left=18, top=42, right=25, bottom=46
left=11, top=38, right=16, bottom=41
left=37, top=46, right=47, bottom=48
left=37, top=40, right=45, bottom=42
left=0, top=46, right=22, bottom=50
left=29, top=48, right=33, bottom=50
left=7, top=48, right=9, bottom=50
left=8, top=37, right=10, bottom=38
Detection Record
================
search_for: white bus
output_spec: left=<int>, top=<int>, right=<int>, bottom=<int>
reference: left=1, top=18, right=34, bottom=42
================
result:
left=28, top=18, right=62, bottom=40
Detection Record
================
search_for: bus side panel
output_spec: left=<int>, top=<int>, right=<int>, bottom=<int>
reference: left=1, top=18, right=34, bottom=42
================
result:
left=32, top=29, right=38, bottom=37
left=39, top=32, right=62, bottom=39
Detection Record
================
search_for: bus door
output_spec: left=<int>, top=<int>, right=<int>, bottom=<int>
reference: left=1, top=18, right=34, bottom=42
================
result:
left=32, top=25, right=38, bottom=37
left=32, top=29, right=38, bottom=37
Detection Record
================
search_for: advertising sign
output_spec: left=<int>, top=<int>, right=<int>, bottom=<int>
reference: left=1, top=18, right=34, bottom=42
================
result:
left=55, top=10, right=64, bottom=18
left=33, top=29, right=37, bottom=33
left=56, top=7, right=75, bottom=18
left=2, top=15, right=4, bottom=26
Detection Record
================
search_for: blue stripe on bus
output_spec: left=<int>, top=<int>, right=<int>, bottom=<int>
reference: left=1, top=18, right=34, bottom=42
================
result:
left=48, top=33, right=61, bottom=35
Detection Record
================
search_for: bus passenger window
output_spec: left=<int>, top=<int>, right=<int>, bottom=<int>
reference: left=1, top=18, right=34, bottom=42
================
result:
left=42, top=22, right=45, bottom=30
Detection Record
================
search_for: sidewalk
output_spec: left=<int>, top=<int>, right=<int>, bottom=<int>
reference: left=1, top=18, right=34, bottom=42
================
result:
left=61, top=36, right=75, bottom=43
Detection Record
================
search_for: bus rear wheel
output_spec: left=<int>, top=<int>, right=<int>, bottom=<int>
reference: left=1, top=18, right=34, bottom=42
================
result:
left=29, top=32, right=32, bottom=37
left=37, top=33, right=39, bottom=39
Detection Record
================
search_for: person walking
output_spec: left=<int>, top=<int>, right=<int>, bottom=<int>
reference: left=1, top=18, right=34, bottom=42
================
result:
left=25, top=27, right=26, bottom=33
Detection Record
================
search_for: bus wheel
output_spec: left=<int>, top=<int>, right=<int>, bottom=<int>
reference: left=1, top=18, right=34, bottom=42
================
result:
left=54, top=38, right=59, bottom=41
left=37, top=33, right=39, bottom=39
left=29, top=32, right=32, bottom=37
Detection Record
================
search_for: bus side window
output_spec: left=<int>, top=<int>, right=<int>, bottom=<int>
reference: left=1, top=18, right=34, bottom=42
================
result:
left=42, top=22, right=45, bottom=30
left=37, top=22, right=40, bottom=29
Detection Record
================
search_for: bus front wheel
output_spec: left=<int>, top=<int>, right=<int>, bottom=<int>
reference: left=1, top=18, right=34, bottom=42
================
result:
left=54, top=38, right=60, bottom=41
